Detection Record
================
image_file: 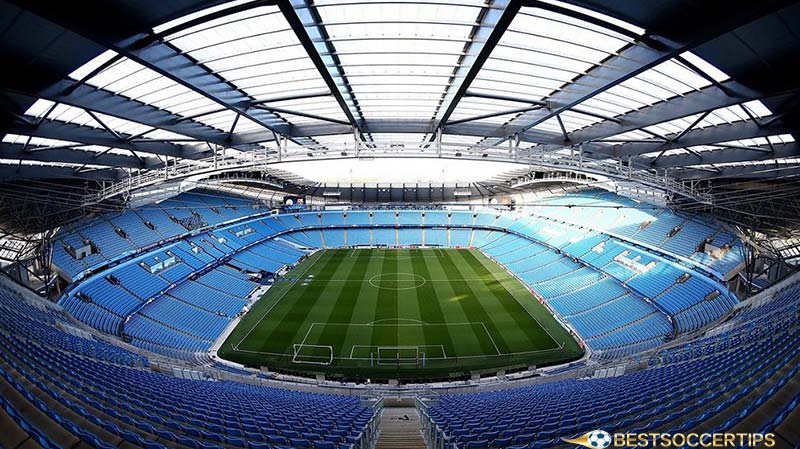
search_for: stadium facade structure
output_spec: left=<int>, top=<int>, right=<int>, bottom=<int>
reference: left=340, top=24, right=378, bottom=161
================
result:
left=0, top=0, right=799, bottom=448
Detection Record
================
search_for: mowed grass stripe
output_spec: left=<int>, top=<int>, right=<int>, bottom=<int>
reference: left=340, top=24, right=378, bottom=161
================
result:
left=396, top=249, right=424, bottom=323
left=369, top=249, right=399, bottom=348
left=470, top=250, right=566, bottom=350
left=424, top=250, right=501, bottom=356
left=455, top=249, right=557, bottom=351
left=420, top=249, right=489, bottom=357
left=410, top=249, right=456, bottom=356
left=439, top=249, right=517, bottom=354
left=312, top=250, right=374, bottom=357
left=282, top=250, right=361, bottom=351
left=248, top=250, right=346, bottom=352
left=340, top=251, right=382, bottom=358
left=220, top=248, right=585, bottom=378
left=229, top=250, right=325, bottom=352
left=234, top=249, right=333, bottom=352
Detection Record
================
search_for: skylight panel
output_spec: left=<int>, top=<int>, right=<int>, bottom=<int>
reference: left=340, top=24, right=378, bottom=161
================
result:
left=0, top=158, right=107, bottom=170
left=638, top=101, right=774, bottom=137
left=154, top=3, right=349, bottom=129
left=592, top=56, right=733, bottom=117
left=333, top=39, right=466, bottom=55
left=80, top=56, right=223, bottom=129
left=153, top=0, right=257, bottom=34
left=242, top=77, right=329, bottom=100
left=679, top=52, right=729, bottom=83
left=68, top=50, right=118, bottom=80
left=22, top=102, right=174, bottom=139
left=742, top=100, right=772, bottom=117
left=602, top=129, right=652, bottom=142
left=1, top=134, right=133, bottom=157
left=2, top=134, right=75, bottom=146
left=315, top=1, right=481, bottom=122
left=769, top=134, right=796, bottom=144
left=456, top=4, right=633, bottom=131
left=537, top=0, right=645, bottom=35
left=269, top=97, right=349, bottom=122
left=468, top=80, right=554, bottom=99
left=449, top=98, right=534, bottom=119
left=318, top=2, right=482, bottom=23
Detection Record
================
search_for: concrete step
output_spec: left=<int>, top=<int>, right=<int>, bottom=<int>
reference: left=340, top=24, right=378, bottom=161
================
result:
left=376, top=407, right=426, bottom=449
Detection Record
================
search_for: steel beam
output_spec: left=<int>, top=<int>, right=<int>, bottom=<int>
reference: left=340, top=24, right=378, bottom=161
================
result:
left=3, top=119, right=190, bottom=158
left=15, top=84, right=228, bottom=148
left=0, top=163, right=123, bottom=181
left=571, top=81, right=766, bottom=145
left=446, top=105, right=543, bottom=126
left=484, top=40, right=684, bottom=147
left=586, top=118, right=795, bottom=159
left=0, top=143, right=158, bottom=169
left=113, top=36, right=294, bottom=138
left=282, top=1, right=364, bottom=135
left=653, top=142, right=800, bottom=170
left=674, top=160, right=800, bottom=180
left=434, top=0, right=521, bottom=126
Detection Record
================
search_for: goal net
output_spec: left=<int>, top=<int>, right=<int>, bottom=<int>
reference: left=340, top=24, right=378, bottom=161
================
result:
left=292, top=344, right=334, bottom=365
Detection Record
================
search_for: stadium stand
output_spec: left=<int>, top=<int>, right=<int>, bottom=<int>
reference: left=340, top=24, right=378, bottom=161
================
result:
left=2, top=253, right=796, bottom=449
left=0, top=278, right=380, bottom=449
left=2, top=1, right=799, bottom=446
left=420, top=279, right=800, bottom=449
left=54, top=201, right=742, bottom=359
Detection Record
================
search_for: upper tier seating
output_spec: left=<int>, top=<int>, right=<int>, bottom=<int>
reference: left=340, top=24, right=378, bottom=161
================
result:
left=52, top=190, right=269, bottom=281
left=525, top=189, right=746, bottom=277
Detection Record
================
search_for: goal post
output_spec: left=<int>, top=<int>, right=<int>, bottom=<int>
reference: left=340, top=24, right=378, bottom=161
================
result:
left=292, top=344, right=334, bottom=365
left=376, top=346, right=419, bottom=365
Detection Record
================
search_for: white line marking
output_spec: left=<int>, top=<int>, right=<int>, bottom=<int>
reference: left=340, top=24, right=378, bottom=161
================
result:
left=297, top=322, right=317, bottom=349
left=480, top=322, right=502, bottom=356
left=233, top=251, right=324, bottom=351
left=473, top=249, right=564, bottom=350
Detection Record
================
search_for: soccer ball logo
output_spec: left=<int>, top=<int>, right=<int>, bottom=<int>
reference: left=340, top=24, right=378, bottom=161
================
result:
left=587, top=430, right=612, bottom=448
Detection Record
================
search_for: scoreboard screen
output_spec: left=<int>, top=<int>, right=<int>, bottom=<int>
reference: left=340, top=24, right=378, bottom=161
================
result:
left=283, top=196, right=306, bottom=211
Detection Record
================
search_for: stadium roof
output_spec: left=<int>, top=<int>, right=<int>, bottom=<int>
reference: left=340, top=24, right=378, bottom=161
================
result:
left=0, top=0, right=798, bottom=187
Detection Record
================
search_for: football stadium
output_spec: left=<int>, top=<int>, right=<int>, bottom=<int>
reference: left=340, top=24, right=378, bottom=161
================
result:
left=0, top=0, right=799, bottom=448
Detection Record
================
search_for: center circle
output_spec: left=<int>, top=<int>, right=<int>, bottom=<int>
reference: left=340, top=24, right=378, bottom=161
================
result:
left=369, top=273, right=426, bottom=290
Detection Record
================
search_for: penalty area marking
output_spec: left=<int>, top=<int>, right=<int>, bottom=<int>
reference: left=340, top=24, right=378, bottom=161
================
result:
left=297, top=321, right=500, bottom=359
left=349, top=344, right=447, bottom=360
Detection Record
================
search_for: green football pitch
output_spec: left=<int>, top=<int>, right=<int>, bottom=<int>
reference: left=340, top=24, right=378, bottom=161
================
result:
left=217, top=248, right=583, bottom=380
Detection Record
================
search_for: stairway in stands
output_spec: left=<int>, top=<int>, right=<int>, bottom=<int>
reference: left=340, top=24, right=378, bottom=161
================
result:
left=376, top=405, right=426, bottom=449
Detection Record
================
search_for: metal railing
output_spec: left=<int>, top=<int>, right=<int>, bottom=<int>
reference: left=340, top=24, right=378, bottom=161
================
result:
left=82, top=145, right=714, bottom=206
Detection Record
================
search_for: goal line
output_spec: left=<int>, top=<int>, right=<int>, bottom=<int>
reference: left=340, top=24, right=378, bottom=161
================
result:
left=377, top=346, right=419, bottom=366
left=291, top=343, right=334, bottom=365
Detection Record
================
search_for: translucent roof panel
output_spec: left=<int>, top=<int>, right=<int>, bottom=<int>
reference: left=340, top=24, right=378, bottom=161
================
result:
left=639, top=134, right=796, bottom=161
left=448, top=5, right=636, bottom=133
left=160, top=4, right=349, bottom=126
left=314, top=0, right=485, bottom=122
left=602, top=100, right=774, bottom=142
left=590, top=55, right=732, bottom=118
left=23, top=100, right=194, bottom=142
left=7, top=0, right=789, bottom=184
left=2, top=134, right=134, bottom=158
left=76, top=54, right=226, bottom=130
